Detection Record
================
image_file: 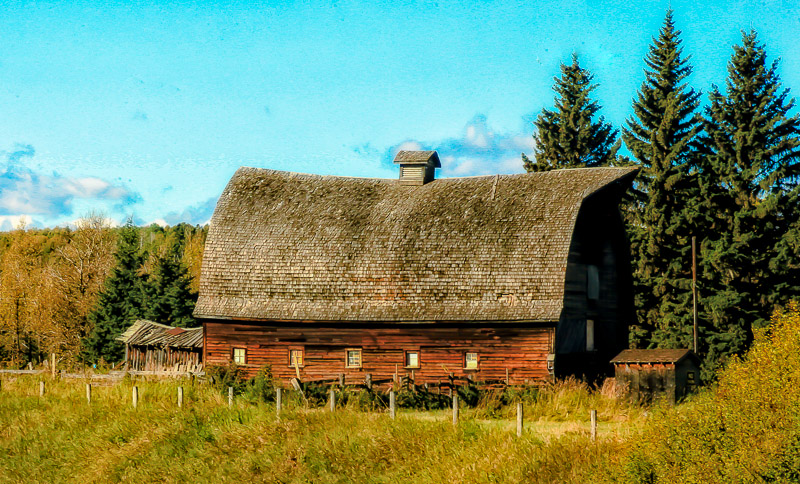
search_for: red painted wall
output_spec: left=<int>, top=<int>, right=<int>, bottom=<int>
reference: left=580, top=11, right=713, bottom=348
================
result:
left=203, top=320, right=555, bottom=385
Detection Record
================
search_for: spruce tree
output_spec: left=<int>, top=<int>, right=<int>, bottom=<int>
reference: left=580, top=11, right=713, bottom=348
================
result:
left=523, top=56, right=620, bottom=172
left=142, top=228, right=197, bottom=327
left=83, top=221, right=147, bottom=363
left=697, top=30, right=800, bottom=377
left=622, top=10, right=703, bottom=349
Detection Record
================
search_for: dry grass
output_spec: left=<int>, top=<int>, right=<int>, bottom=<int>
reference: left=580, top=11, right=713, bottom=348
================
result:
left=0, top=375, right=649, bottom=483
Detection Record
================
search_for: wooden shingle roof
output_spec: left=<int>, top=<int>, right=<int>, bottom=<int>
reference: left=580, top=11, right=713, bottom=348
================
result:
left=117, top=320, right=203, bottom=348
left=611, top=349, right=697, bottom=364
left=194, top=166, right=637, bottom=322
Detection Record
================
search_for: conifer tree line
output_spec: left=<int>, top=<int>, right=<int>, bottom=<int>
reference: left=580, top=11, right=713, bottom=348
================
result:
left=0, top=218, right=207, bottom=366
left=525, top=11, right=800, bottom=378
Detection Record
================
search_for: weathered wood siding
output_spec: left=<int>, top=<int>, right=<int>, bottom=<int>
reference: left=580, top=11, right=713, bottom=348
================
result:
left=203, top=320, right=555, bottom=385
left=127, top=345, right=202, bottom=373
left=557, top=188, right=632, bottom=378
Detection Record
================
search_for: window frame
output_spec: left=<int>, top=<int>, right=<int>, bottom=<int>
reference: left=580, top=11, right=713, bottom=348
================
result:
left=345, top=348, right=362, bottom=369
left=232, top=347, right=247, bottom=365
left=288, top=348, right=305, bottom=368
left=587, top=264, right=600, bottom=300
left=404, top=350, right=420, bottom=369
left=464, top=351, right=479, bottom=370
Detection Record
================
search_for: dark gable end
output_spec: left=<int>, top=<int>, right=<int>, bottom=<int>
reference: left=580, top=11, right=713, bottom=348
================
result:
left=195, top=166, right=637, bottom=323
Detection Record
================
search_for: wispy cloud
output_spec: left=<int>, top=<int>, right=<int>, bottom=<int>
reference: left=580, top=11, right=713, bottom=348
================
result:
left=382, top=115, right=534, bottom=177
left=162, top=196, right=218, bottom=226
left=0, top=144, right=140, bottom=219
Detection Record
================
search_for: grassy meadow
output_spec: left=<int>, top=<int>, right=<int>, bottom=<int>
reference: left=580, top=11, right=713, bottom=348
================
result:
left=0, top=375, right=648, bottom=484
left=5, top=304, right=800, bottom=483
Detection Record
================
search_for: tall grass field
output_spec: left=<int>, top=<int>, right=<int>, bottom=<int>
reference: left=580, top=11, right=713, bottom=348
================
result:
left=3, top=304, right=800, bottom=483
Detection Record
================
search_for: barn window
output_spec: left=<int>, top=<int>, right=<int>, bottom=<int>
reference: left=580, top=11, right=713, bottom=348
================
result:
left=405, top=351, right=420, bottom=368
left=587, top=265, right=600, bottom=300
left=345, top=349, right=362, bottom=368
left=289, top=349, right=304, bottom=368
left=464, top=352, right=479, bottom=369
left=232, top=347, right=247, bottom=364
left=586, top=319, right=595, bottom=352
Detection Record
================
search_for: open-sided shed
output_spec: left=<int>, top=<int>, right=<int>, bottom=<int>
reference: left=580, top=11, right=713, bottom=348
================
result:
left=117, top=320, right=203, bottom=373
left=611, top=349, right=700, bottom=404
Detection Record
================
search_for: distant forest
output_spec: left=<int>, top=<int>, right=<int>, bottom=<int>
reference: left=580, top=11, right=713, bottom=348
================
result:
left=0, top=216, right=206, bottom=366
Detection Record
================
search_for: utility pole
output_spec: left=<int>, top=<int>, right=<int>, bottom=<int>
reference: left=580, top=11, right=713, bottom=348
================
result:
left=692, top=236, right=698, bottom=354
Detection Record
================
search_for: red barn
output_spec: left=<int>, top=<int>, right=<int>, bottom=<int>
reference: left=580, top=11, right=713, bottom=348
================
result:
left=195, top=151, right=637, bottom=384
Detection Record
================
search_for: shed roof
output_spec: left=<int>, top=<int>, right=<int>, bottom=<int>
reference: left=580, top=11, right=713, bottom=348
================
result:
left=611, top=349, right=697, bottom=364
left=195, top=166, right=637, bottom=322
left=117, top=320, right=203, bottom=348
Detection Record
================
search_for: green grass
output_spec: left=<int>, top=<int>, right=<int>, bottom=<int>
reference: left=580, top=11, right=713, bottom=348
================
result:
left=0, top=376, right=648, bottom=483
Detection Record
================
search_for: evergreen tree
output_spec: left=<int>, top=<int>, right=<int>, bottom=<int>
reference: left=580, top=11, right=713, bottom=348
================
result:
left=83, top=221, right=147, bottom=363
left=142, top=227, right=198, bottom=327
left=622, top=10, right=703, bottom=349
left=697, top=30, right=800, bottom=377
left=523, top=56, right=620, bottom=172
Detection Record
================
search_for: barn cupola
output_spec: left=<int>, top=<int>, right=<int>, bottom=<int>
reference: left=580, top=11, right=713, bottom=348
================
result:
left=393, top=150, right=441, bottom=186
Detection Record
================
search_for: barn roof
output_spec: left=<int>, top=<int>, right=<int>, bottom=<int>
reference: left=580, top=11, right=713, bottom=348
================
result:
left=611, top=349, right=697, bottom=364
left=117, top=320, right=203, bottom=348
left=194, top=166, right=637, bottom=322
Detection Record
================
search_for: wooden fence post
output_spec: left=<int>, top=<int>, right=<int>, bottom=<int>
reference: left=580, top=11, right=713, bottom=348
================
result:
left=51, top=353, right=56, bottom=379
left=177, top=386, right=183, bottom=408
left=591, top=409, right=597, bottom=442
left=452, top=394, right=458, bottom=426
left=389, top=390, right=396, bottom=419
left=86, top=383, right=92, bottom=404
left=228, top=387, right=234, bottom=407
left=132, top=386, right=139, bottom=409
left=39, top=381, right=45, bottom=397
left=276, top=388, right=282, bottom=417
left=516, top=402, right=523, bottom=437
left=329, top=387, right=336, bottom=412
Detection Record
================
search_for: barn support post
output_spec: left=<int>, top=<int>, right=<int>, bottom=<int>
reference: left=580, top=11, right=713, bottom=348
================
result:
left=338, top=373, right=344, bottom=388
left=389, top=390, right=396, bottom=420
left=506, top=368, right=510, bottom=386
left=365, top=373, right=372, bottom=391
left=591, top=410, right=597, bottom=442
left=124, top=344, right=129, bottom=371
left=452, top=394, right=459, bottom=426
left=516, top=403, right=524, bottom=437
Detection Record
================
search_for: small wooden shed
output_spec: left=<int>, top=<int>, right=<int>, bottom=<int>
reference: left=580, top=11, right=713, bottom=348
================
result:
left=611, top=349, right=700, bottom=404
left=117, top=320, right=203, bottom=373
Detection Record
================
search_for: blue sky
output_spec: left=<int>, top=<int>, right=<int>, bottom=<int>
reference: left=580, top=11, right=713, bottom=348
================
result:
left=1, top=0, right=798, bottom=229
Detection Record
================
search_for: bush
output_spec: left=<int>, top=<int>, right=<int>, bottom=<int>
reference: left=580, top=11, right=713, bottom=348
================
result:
left=206, top=363, right=277, bottom=403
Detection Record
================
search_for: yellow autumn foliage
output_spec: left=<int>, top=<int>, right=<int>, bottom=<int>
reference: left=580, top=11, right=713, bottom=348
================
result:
left=609, top=302, right=800, bottom=483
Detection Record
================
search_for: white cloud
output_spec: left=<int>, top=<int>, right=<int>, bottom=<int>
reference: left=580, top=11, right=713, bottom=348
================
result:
left=385, top=114, right=534, bottom=178
left=0, top=215, right=33, bottom=231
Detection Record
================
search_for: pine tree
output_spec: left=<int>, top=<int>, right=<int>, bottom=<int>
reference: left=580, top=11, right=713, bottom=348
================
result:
left=83, top=221, right=147, bottom=363
left=697, top=30, right=800, bottom=377
left=142, top=227, right=197, bottom=327
left=622, top=10, right=703, bottom=349
left=523, top=56, right=620, bottom=172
